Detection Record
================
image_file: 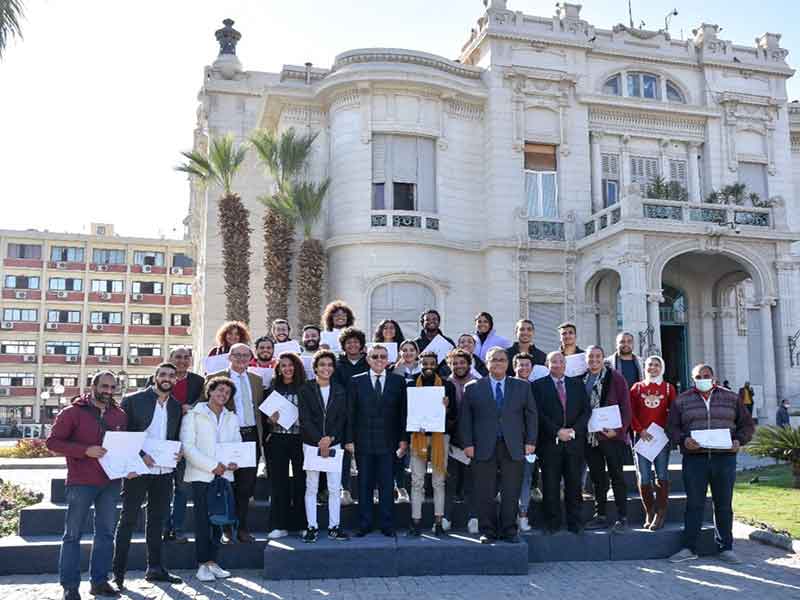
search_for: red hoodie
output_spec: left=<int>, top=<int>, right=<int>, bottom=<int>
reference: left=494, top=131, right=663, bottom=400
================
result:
left=630, top=380, right=676, bottom=433
left=46, top=394, right=128, bottom=486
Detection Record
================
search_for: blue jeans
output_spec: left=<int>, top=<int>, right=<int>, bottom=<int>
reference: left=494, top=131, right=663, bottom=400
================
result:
left=59, top=481, right=121, bottom=589
left=681, top=453, right=737, bottom=553
left=165, top=462, right=189, bottom=534
left=519, top=460, right=539, bottom=513
left=635, top=441, right=670, bottom=485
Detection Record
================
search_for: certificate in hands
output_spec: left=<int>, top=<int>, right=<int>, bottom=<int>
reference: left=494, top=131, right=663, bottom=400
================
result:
left=406, top=386, right=446, bottom=432
left=588, top=405, right=622, bottom=433
left=274, top=340, right=302, bottom=356
left=259, top=391, right=299, bottom=431
left=565, top=353, right=588, bottom=377
left=449, top=445, right=471, bottom=465
left=248, top=366, right=274, bottom=388
left=691, top=428, right=733, bottom=450
left=303, top=443, right=344, bottom=473
left=99, top=431, right=149, bottom=480
left=633, top=423, right=669, bottom=462
left=320, top=331, right=341, bottom=353
left=203, top=353, right=230, bottom=374
left=141, top=439, right=181, bottom=468
left=216, top=441, right=257, bottom=468
left=425, top=335, right=454, bottom=364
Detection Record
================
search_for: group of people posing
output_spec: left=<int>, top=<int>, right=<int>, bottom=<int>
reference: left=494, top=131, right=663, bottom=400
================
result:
left=46, top=301, right=756, bottom=600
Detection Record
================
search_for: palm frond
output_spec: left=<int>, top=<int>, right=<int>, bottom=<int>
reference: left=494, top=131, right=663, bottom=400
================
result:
left=258, top=193, right=298, bottom=225
left=250, top=128, right=318, bottom=191
left=746, top=425, right=800, bottom=464
left=291, top=179, right=331, bottom=238
left=0, top=0, right=24, bottom=60
left=175, top=134, right=246, bottom=196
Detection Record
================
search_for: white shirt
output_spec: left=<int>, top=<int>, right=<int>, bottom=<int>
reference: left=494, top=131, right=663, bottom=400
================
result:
left=370, top=370, right=385, bottom=390
left=320, top=385, right=330, bottom=409
left=144, top=398, right=172, bottom=475
left=229, top=369, right=256, bottom=428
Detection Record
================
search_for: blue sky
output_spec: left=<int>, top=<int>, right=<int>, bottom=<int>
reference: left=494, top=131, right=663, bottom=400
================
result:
left=1, top=0, right=797, bottom=238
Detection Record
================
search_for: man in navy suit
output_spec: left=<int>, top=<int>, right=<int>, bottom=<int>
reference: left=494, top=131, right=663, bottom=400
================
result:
left=532, top=351, right=590, bottom=534
left=348, top=344, right=409, bottom=536
left=460, top=347, right=537, bottom=544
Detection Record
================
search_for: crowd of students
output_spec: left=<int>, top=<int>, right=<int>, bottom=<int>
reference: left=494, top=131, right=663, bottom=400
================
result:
left=46, top=301, right=756, bottom=599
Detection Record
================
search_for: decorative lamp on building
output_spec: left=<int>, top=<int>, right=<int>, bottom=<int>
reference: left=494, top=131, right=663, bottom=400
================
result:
left=212, top=18, right=242, bottom=79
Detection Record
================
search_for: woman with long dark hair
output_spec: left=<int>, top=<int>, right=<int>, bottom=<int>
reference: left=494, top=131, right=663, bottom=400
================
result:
left=373, top=319, right=405, bottom=345
left=208, top=321, right=252, bottom=356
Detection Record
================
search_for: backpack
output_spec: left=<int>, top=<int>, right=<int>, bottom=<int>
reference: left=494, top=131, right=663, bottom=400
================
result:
left=207, top=475, right=238, bottom=537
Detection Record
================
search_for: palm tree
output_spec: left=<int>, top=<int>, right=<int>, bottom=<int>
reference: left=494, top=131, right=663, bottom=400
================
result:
left=0, top=0, right=24, bottom=59
left=175, top=134, right=252, bottom=323
left=250, top=128, right=318, bottom=327
left=747, top=425, right=800, bottom=488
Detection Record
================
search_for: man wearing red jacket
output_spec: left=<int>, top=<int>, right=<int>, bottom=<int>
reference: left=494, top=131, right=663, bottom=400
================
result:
left=46, top=371, right=131, bottom=600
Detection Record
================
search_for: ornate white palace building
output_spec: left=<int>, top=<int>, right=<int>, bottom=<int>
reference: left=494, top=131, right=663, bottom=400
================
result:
left=188, top=1, right=800, bottom=422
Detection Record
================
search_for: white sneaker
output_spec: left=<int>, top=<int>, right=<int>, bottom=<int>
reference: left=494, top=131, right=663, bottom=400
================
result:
left=441, top=517, right=451, bottom=531
left=669, top=548, right=698, bottom=563
left=532, top=488, right=543, bottom=502
left=373, top=490, right=380, bottom=504
left=518, top=516, right=531, bottom=532
left=207, top=563, right=230, bottom=579
left=467, top=518, right=479, bottom=534
left=196, top=564, right=215, bottom=582
left=718, top=550, right=742, bottom=565
left=396, top=488, right=410, bottom=503
left=340, top=490, right=354, bottom=506
left=267, top=529, right=288, bottom=539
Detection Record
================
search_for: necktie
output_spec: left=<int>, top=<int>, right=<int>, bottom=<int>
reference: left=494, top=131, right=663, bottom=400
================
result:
left=374, top=375, right=382, bottom=399
left=495, top=381, right=504, bottom=410
left=556, top=379, right=567, bottom=418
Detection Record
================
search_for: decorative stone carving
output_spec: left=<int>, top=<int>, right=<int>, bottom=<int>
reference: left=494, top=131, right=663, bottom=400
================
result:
left=215, top=19, right=241, bottom=55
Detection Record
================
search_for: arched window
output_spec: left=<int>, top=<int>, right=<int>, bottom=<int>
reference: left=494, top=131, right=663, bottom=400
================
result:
left=627, top=72, right=660, bottom=99
left=603, top=74, right=622, bottom=96
left=370, top=281, right=435, bottom=338
left=666, top=81, right=686, bottom=103
left=660, top=285, right=687, bottom=324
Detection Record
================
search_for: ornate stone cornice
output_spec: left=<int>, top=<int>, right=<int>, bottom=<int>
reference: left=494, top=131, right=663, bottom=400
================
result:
left=589, top=106, right=705, bottom=140
left=333, top=49, right=483, bottom=80
left=444, top=98, right=484, bottom=121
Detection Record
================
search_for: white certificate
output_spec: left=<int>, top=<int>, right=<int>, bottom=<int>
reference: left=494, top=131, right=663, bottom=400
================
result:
left=274, top=340, right=302, bottom=356
left=588, top=405, right=622, bottom=433
left=529, top=364, right=550, bottom=382
left=303, top=443, right=344, bottom=473
left=525, top=453, right=537, bottom=464
left=406, top=386, right=446, bottom=432
left=320, top=331, right=341, bottom=353
left=259, top=391, right=299, bottom=431
left=448, top=445, right=471, bottom=465
left=633, top=423, right=669, bottom=462
left=691, top=428, right=733, bottom=450
left=367, top=342, right=398, bottom=363
left=99, top=431, right=149, bottom=480
left=203, top=353, right=230, bottom=374
left=141, top=439, right=181, bottom=469
left=565, top=353, right=587, bottom=377
left=300, top=355, right=316, bottom=380
left=425, top=334, right=454, bottom=364
left=248, top=366, right=274, bottom=388
left=216, top=441, right=257, bottom=468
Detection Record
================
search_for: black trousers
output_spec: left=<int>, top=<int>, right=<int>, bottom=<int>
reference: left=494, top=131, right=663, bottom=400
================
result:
left=233, top=427, right=262, bottom=531
left=356, top=452, right=394, bottom=532
left=266, top=433, right=306, bottom=532
left=472, top=440, right=524, bottom=538
left=191, top=481, right=219, bottom=565
left=585, top=439, right=628, bottom=518
left=112, top=472, right=172, bottom=576
left=540, top=445, right=584, bottom=530
left=445, top=456, right=478, bottom=519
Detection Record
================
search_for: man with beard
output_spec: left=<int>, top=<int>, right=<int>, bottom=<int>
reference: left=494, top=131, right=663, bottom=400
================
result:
left=407, top=351, right=457, bottom=537
left=112, top=364, right=183, bottom=589
left=47, top=371, right=130, bottom=600
left=271, top=319, right=293, bottom=344
left=605, top=331, right=643, bottom=389
left=250, top=335, right=277, bottom=369
left=412, top=309, right=456, bottom=352
left=301, top=325, right=321, bottom=379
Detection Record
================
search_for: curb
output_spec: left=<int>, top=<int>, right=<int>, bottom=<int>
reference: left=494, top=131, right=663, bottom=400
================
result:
left=737, top=520, right=800, bottom=554
left=0, top=461, right=65, bottom=471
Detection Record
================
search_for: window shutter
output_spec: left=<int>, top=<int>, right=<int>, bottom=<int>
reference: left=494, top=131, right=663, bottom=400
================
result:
left=392, top=136, right=418, bottom=183
left=644, top=158, right=660, bottom=181
left=528, top=302, right=565, bottom=353
left=417, top=137, right=436, bottom=212
left=669, top=159, right=688, bottom=187
left=602, top=154, right=619, bottom=178
left=372, top=135, right=386, bottom=183
left=738, top=162, right=768, bottom=200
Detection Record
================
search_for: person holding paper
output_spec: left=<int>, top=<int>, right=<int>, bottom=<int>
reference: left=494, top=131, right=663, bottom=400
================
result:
left=299, top=350, right=352, bottom=542
left=582, top=346, right=632, bottom=534
left=207, top=320, right=251, bottom=357
left=180, top=376, right=241, bottom=582
left=249, top=335, right=277, bottom=369
left=271, top=318, right=294, bottom=344
left=207, top=343, right=265, bottom=543
left=301, top=325, right=322, bottom=356
left=349, top=344, right=409, bottom=537
left=668, top=363, right=754, bottom=564
left=532, top=352, right=590, bottom=535
left=505, top=319, right=547, bottom=376
left=630, top=355, right=676, bottom=530
left=513, top=353, right=540, bottom=533
left=439, top=333, right=488, bottom=379
left=445, top=348, right=480, bottom=533
left=472, top=312, right=511, bottom=362
left=321, top=299, right=355, bottom=332
left=373, top=318, right=406, bottom=346
left=391, top=340, right=422, bottom=383
left=112, top=363, right=183, bottom=588
left=460, top=347, right=537, bottom=544
left=46, top=371, right=130, bottom=600
left=264, top=352, right=308, bottom=539
left=558, top=322, right=584, bottom=357
left=412, top=309, right=455, bottom=353
left=406, top=351, right=458, bottom=537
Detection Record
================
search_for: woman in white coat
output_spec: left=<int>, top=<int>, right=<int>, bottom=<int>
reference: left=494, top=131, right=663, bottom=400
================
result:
left=180, top=376, right=242, bottom=582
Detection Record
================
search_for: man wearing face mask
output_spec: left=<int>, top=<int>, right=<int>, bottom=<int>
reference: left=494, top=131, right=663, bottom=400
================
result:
left=667, top=363, right=754, bottom=564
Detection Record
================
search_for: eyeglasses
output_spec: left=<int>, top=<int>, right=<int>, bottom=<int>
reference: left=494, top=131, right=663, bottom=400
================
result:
left=369, top=354, right=388, bottom=360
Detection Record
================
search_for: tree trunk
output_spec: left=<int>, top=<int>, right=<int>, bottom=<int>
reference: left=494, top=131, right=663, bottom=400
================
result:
left=218, top=193, right=251, bottom=323
left=296, top=238, right=325, bottom=328
left=263, top=207, right=294, bottom=327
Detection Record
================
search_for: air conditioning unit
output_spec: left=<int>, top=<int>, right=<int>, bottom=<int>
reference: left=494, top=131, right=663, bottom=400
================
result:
left=131, top=293, right=143, bottom=301
left=65, top=355, right=78, bottom=363
left=98, top=355, right=110, bottom=363
left=97, top=264, right=109, bottom=272
left=92, top=324, right=104, bottom=331
left=0, top=387, right=9, bottom=397
left=14, top=291, right=28, bottom=299
left=185, top=326, right=192, bottom=335
left=1, top=322, right=13, bottom=330
left=142, top=265, right=152, bottom=273
left=45, top=323, right=58, bottom=330
left=170, top=266, right=183, bottom=275
left=100, top=292, right=112, bottom=300
left=56, top=291, right=69, bottom=299
left=56, top=261, right=67, bottom=270
left=128, top=356, right=141, bottom=365
left=23, top=355, right=36, bottom=363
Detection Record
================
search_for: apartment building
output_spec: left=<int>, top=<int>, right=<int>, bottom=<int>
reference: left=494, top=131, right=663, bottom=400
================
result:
left=0, top=223, right=194, bottom=425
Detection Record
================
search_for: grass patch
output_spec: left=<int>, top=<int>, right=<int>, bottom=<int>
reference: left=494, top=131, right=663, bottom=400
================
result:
left=733, top=464, right=800, bottom=539
left=0, top=480, right=43, bottom=537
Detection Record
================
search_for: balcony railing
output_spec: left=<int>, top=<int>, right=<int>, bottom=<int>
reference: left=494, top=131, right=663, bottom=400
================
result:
left=641, top=199, right=771, bottom=228
left=370, top=211, right=440, bottom=231
left=583, top=204, right=621, bottom=237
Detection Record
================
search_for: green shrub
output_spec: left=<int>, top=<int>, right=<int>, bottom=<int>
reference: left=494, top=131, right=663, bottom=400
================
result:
left=0, top=439, right=55, bottom=459
left=0, top=480, right=43, bottom=537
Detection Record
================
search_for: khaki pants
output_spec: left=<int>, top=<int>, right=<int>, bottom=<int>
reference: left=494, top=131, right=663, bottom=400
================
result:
left=410, top=434, right=449, bottom=520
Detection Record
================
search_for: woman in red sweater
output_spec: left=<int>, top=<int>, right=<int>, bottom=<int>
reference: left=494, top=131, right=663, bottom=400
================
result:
left=630, top=355, right=675, bottom=530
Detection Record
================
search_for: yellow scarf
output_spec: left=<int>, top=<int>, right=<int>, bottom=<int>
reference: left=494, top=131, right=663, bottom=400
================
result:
left=412, top=374, right=447, bottom=475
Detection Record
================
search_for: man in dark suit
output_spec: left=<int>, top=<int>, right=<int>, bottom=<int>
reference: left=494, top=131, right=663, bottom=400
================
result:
left=349, top=344, right=409, bottom=536
left=460, top=347, right=537, bottom=544
left=208, top=342, right=265, bottom=543
left=533, top=351, right=590, bottom=534
left=112, top=363, right=183, bottom=589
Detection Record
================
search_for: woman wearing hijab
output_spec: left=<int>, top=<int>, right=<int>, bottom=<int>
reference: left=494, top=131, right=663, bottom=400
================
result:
left=629, top=355, right=676, bottom=530
left=472, top=312, right=510, bottom=362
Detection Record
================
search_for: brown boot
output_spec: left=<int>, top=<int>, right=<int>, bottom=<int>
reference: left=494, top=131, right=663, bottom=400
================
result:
left=639, top=484, right=656, bottom=529
left=650, top=480, right=669, bottom=530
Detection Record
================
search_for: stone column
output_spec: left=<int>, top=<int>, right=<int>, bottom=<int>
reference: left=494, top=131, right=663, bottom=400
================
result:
left=760, top=298, right=778, bottom=422
left=620, top=135, right=631, bottom=196
left=590, top=131, right=603, bottom=213
left=688, top=143, right=701, bottom=202
left=659, top=138, right=670, bottom=186
left=647, top=292, right=663, bottom=355
left=774, top=260, right=800, bottom=403
left=618, top=253, right=649, bottom=351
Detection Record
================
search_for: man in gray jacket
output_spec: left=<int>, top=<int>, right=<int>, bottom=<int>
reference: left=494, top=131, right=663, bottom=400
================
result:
left=461, top=347, right=537, bottom=544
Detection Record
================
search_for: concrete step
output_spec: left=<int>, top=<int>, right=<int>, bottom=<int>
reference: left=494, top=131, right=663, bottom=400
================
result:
left=18, top=493, right=709, bottom=537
